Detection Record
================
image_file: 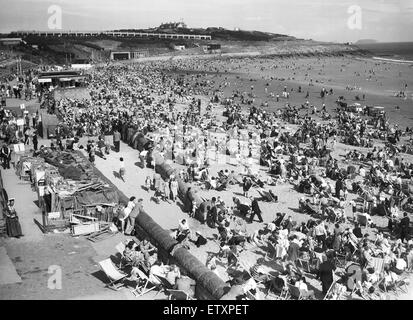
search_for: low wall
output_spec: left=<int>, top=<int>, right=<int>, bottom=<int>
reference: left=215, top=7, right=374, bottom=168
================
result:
left=79, top=150, right=229, bottom=299
left=149, top=150, right=208, bottom=222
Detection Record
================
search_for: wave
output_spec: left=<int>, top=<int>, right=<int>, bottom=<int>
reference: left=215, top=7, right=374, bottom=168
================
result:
left=372, top=56, right=413, bottom=64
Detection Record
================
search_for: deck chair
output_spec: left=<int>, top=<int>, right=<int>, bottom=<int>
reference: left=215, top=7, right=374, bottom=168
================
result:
left=153, top=274, right=175, bottom=294
left=264, top=242, right=277, bottom=261
left=394, top=274, right=409, bottom=295
left=407, top=262, right=413, bottom=274
left=380, top=277, right=399, bottom=296
left=371, top=257, right=385, bottom=275
left=335, top=254, right=347, bottom=269
left=245, top=290, right=257, bottom=300
left=258, top=189, right=277, bottom=202
left=368, top=277, right=386, bottom=299
left=266, top=288, right=289, bottom=300
left=323, top=281, right=339, bottom=300
left=356, top=214, right=368, bottom=228
left=273, top=244, right=286, bottom=260
left=310, top=252, right=323, bottom=272
left=296, top=258, right=312, bottom=274
left=227, top=251, right=240, bottom=269
left=167, top=289, right=194, bottom=300
left=98, top=258, right=128, bottom=291
left=130, top=268, right=157, bottom=297
left=238, top=259, right=253, bottom=277
left=264, top=273, right=289, bottom=299
left=274, top=213, right=286, bottom=228
left=287, top=283, right=304, bottom=300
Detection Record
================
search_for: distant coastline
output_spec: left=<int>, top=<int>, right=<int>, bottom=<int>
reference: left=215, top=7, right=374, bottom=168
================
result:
left=356, top=42, right=413, bottom=61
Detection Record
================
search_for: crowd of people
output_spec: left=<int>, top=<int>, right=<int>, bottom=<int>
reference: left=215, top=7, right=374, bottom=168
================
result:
left=1, top=55, right=412, bottom=299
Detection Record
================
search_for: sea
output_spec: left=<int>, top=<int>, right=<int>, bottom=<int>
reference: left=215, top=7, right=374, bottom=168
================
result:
left=356, top=42, right=413, bottom=63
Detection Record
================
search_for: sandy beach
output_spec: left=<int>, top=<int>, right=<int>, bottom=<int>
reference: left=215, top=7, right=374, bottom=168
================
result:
left=1, top=50, right=412, bottom=302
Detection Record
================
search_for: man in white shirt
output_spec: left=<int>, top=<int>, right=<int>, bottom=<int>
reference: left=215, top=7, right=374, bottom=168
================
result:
left=314, top=221, right=327, bottom=247
left=393, top=258, right=407, bottom=275
left=120, top=198, right=135, bottom=233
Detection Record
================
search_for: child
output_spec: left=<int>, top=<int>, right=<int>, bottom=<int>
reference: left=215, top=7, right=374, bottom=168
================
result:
left=145, top=176, right=151, bottom=192
left=89, top=149, right=95, bottom=165
left=190, top=201, right=197, bottom=218
left=119, top=157, right=125, bottom=181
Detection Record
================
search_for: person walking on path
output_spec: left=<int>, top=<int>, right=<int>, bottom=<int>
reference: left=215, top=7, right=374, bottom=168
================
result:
left=113, top=129, right=121, bottom=153
left=5, top=198, right=23, bottom=238
left=318, top=253, right=336, bottom=296
left=1, top=144, right=12, bottom=169
left=32, top=131, right=38, bottom=151
left=170, top=177, right=179, bottom=202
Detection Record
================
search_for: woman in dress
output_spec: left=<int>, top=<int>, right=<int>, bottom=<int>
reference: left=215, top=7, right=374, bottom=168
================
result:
left=163, top=179, right=170, bottom=202
left=5, top=199, right=23, bottom=238
left=170, top=177, right=179, bottom=202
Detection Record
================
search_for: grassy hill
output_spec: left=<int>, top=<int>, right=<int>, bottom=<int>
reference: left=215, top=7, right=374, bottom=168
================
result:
left=0, top=26, right=370, bottom=75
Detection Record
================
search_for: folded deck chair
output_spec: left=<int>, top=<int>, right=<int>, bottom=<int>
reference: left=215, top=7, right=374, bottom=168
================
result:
left=167, top=289, right=194, bottom=300
left=98, top=258, right=128, bottom=291
left=130, top=268, right=157, bottom=297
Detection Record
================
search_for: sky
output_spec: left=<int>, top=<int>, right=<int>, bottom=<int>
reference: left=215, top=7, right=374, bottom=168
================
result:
left=0, top=0, right=412, bottom=43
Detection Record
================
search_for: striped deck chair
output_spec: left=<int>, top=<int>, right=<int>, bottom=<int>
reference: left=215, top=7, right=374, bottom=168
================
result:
left=371, top=257, right=385, bottom=275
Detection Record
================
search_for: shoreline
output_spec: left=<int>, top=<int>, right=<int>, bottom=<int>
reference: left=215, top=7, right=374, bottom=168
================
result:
left=372, top=56, right=413, bottom=64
